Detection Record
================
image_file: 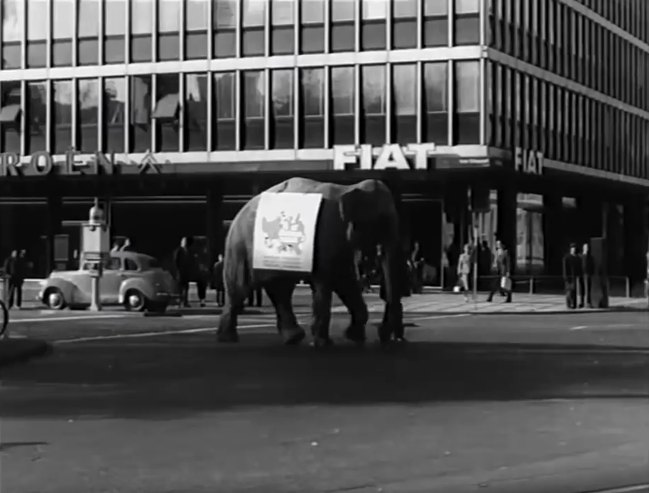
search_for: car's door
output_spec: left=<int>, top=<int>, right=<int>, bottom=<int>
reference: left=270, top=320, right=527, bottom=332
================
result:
left=100, top=257, right=123, bottom=304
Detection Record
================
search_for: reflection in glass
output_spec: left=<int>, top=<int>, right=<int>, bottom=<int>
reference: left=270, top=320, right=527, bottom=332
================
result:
left=361, top=0, right=385, bottom=19
left=0, top=81, right=21, bottom=152
left=455, top=0, right=480, bottom=44
left=423, top=62, right=448, bottom=145
left=271, top=69, right=294, bottom=149
left=455, top=0, right=479, bottom=13
left=242, top=0, right=266, bottom=56
left=271, top=0, right=294, bottom=55
left=104, top=0, right=126, bottom=63
left=361, top=0, right=386, bottom=50
left=213, top=72, right=236, bottom=150
left=53, top=0, right=74, bottom=66
left=392, top=0, right=416, bottom=49
left=243, top=71, right=265, bottom=150
left=158, top=0, right=180, bottom=60
left=331, top=0, right=355, bottom=52
left=26, top=82, right=47, bottom=154
left=362, top=65, right=386, bottom=145
left=455, top=61, right=479, bottom=144
left=52, top=80, right=73, bottom=154
left=242, top=0, right=266, bottom=26
left=331, top=66, right=354, bottom=145
left=155, top=74, right=179, bottom=152
left=331, top=0, right=354, bottom=21
left=78, top=0, right=99, bottom=65
left=300, top=68, right=324, bottom=148
left=393, top=64, right=416, bottom=142
left=186, top=0, right=209, bottom=59
left=104, top=77, right=126, bottom=153
left=214, top=0, right=237, bottom=58
left=131, top=0, right=153, bottom=62
left=424, top=0, right=448, bottom=47
left=130, top=75, right=152, bottom=152
left=27, top=0, right=47, bottom=68
left=300, top=0, right=324, bottom=53
left=1, top=0, right=23, bottom=69
left=185, top=74, right=208, bottom=151
left=78, top=79, right=99, bottom=153
left=393, top=0, right=417, bottom=17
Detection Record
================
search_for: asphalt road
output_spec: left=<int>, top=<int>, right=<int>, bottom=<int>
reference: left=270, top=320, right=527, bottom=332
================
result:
left=1, top=305, right=648, bottom=493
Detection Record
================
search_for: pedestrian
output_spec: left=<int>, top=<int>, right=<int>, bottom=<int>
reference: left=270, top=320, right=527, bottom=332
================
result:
left=120, top=237, right=135, bottom=252
left=563, top=243, right=582, bottom=309
left=212, top=254, right=225, bottom=307
left=173, top=236, right=194, bottom=308
left=195, top=247, right=210, bottom=308
left=579, top=242, right=594, bottom=308
left=3, top=249, right=27, bottom=309
left=478, top=239, right=492, bottom=289
left=379, top=246, right=411, bottom=343
left=456, top=243, right=472, bottom=302
left=486, top=240, right=512, bottom=303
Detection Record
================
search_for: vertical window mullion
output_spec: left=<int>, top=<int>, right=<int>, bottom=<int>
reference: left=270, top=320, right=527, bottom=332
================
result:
left=151, top=0, right=157, bottom=62
left=206, top=71, right=213, bottom=152
left=98, top=76, right=104, bottom=152
left=124, top=0, right=130, bottom=65
left=479, top=58, right=486, bottom=145
left=385, top=64, right=391, bottom=144
left=46, top=0, right=52, bottom=68
left=178, top=75, right=185, bottom=152
left=98, top=0, right=104, bottom=64
left=323, top=66, right=330, bottom=148
left=416, top=61, right=422, bottom=143
left=293, top=67, right=299, bottom=149
left=354, top=0, right=361, bottom=52
left=234, top=70, right=241, bottom=150
left=447, top=60, right=454, bottom=146
left=71, top=78, right=77, bottom=150
left=354, top=64, right=360, bottom=144
left=264, top=68, right=269, bottom=149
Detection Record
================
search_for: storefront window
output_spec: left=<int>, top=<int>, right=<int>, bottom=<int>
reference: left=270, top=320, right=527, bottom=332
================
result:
left=186, top=0, right=208, bottom=59
left=361, top=0, right=386, bottom=50
left=300, top=68, right=324, bottom=148
left=392, top=64, right=416, bottom=143
left=271, top=0, right=294, bottom=55
left=184, top=74, right=208, bottom=152
left=361, top=65, right=385, bottom=145
left=213, top=72, right=235, bottom=150
left=424, top=0, right=448, bottom=47
left=53, top=0, right=74, bottom=66
left=27, top=0, right=47, bottom=68
left=242, top=0, right=266, bottom=57
left=242, top=71, right=265, bottom=149
left=158, top=0, right=181, bottom=60
left=131, top=0, right=153, bottom=62
left=104, top=0, right=126, bottom=63
left=455, top=60, right=479, bottom=144
left=213, top=0, right=236, bottom=58
left=516, top=194, right=545, bottom=274
left=52, top=80, right=73, bottom=154
left=423, top=62, right=448, bottom=145
left=78, top=0, right=99, bottom=65
left=130, top=75, right=152, bottom=152
left=78, top=79, right=99, bottom=153
left=1, top=0, right=23, bottom=69
left=103, top=77, right=126, bottom=153
left=331, top=66, right=354, bottom=145
left=331, top=0, right=355, bottom=52
left=300, top=0, right=324, bottom=53
left=26, top=82, right=47, bottom=154
left=392, top=0, right=417, bottom=49
left=0, top=81, right=21, bottom=153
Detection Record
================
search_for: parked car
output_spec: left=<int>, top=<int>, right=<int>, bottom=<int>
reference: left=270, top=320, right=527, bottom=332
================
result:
left=38, top=251, right=178, bottom=312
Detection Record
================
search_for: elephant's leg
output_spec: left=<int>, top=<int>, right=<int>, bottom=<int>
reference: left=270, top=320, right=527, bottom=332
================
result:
left=310, top=281, right=334, bottom=347
left=217, top=258, right=248, bottom=343
left=334, top=280, right=369, bottom=344
left=264, top=280, right=305, bottom=345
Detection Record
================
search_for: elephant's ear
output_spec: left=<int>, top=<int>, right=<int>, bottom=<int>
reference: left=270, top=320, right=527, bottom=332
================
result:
left=339, top=188, right=364, bottom=225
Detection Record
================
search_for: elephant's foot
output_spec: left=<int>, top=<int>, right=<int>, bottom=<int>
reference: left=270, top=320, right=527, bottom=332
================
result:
left=217, top=329, right=239, bottom=343
left=311, top=336, right=334, bottom=348
left=344, top=325, right=366, bottom=344
left=282, top=326, right=306, bottom=346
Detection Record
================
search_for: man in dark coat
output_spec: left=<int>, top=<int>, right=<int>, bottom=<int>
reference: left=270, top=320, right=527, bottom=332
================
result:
left=579, top=242, right=595, bottom=308
left=563, top=243, right=582, bottom=309
left=486, top=240, right=512, bottom=303
left=379, top=246, right=411, bottom=342
left=174, top=237, right=194, bottom=307
left=212, top=254, right=225, bottom=307
left=4, top=249, right=27, bottom=309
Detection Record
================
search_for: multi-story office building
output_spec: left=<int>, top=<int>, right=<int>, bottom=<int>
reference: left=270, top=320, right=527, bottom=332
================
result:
left=0, top=0, right=647, bottom=286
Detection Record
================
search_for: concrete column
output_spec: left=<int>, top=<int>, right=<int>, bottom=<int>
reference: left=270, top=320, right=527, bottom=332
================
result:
left=496, top=186, right=517, bottom=274
left=543, top=193, right=562, bottom=275
left=45, top=195, right=63, bottom=276
left=623, top=198, right=647, bottom=287
left=206, top=187, right=224, bottom=265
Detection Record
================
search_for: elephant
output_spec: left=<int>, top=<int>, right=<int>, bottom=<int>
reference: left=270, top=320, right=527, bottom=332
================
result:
left=216, top=177, right=404, bottom=347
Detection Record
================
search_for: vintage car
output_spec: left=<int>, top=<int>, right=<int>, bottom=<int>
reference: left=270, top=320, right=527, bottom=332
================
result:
left=38, top=251, right=178, bottom=312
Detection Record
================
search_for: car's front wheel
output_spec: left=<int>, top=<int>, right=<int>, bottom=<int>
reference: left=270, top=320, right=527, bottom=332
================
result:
left=45, top=288, right=66, bottom=310
left=124, top=289, right=147, bottom=312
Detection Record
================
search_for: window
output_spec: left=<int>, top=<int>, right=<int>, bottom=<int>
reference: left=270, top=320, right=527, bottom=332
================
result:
left=104, top=0, right=126, bottom=63
left=185, top=74, right=208, bottom=152
left=423, top=62, right=448, bottom=144
left=271, top=0, right=294, bottom=55
left=130, top=75, right=152, bottom=152
left=213, top=72, right=236, bottom=150
left=331, top=66, right=355, bottom=145
left=393, top=64, right=417, bottom=142
left=331, top=0, right=355, bottom=52
left=52, top=80, right=73, bottom=154
left=0, top=81, right=21, bottom=153
left=300, top=0, right=325, bottom=53
left=131, top=0, right=153, bottom=62
left=154, top=74, right=180, bottom=152
left=103, top=77, right=126, bottom=153
left=362, top=65, right=386, bottom=145
left=213, top=0, right=236, bottom=58
left=53, top=0, right=74, bottom=66
left=124, top=259, right=138, bottom=271
left=300, top=68, right=324, bottom=148
left=78, top=79, right=99, bottom=153
left=455, top=0, right=480, bottom=45
left=393, top=0, right=417, bottom=49
left=26, top=82, right=47, bottom=154
left=271, top=69, right=294, bottom=148
left=185, top=0, right=209, bottom=59
left=78, top=0, right=100, bottom=65
left=424, top=0, right=449, bottom=47
left=456, top=62, right=479, bottom=113
left=242, top=71, right=265, bottom=149
left=27, top=0, right=47, bottom=67
left=1, top=0, right=23, bottom=69
left=158, top=0, right=181, bottom=60
left=242, top=0, right=266, bottom=56
left=361, top=0, right=386, bottom=50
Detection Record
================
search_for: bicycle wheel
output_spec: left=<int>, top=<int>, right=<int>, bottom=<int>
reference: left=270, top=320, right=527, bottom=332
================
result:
left=0, top=300, right=8, bottom=337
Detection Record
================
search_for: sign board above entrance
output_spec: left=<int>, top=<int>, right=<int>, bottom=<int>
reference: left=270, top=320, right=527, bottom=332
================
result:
left=514, top=147, right=544, bottom=175
left=333, top=144, right=437, bottom=171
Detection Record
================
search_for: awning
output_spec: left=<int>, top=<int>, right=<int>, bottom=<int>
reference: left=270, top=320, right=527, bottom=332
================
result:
left=152, top=94, right=179, bottom=121
left=0, top=104, right=21, bottom=124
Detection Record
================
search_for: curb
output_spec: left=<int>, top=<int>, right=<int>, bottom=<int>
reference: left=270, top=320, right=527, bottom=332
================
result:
left=0, top=339, right=53, bottom=368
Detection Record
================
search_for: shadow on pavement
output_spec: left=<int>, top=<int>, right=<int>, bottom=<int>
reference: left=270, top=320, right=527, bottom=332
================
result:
left=2, top=333, right=648, bottom=420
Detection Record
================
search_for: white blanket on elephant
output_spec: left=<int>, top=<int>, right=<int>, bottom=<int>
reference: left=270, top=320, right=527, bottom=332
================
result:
left=253, top=192, right=323, bottom=272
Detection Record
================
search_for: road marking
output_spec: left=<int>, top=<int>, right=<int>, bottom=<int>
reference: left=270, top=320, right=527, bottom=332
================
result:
left=407, top=314, right=470, bottom=322
left=570, top=324, right=638, bottom=331
left=11, top=314, right=129, bottom=324
left=584, top=485, right=649, bottom=493
left=53, top=323, right=276, bottom=345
